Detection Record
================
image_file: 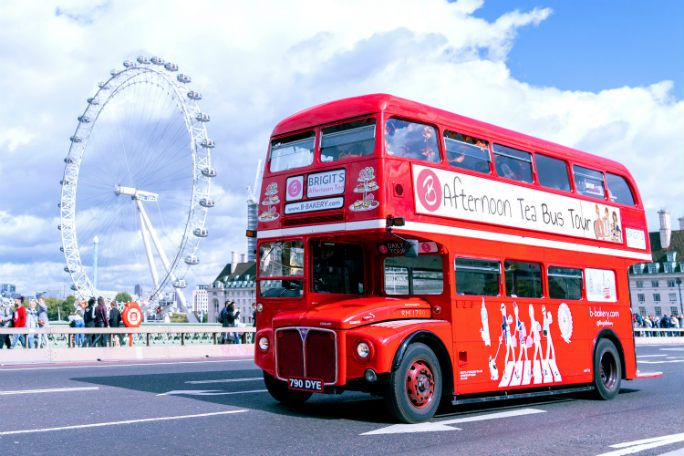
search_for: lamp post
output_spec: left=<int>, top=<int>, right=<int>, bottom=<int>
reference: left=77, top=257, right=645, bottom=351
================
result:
left=677, top=277, right=683, bottom=317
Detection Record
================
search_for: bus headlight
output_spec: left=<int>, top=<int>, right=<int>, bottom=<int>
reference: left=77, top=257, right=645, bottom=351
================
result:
left=258, top=336, right=269, bottom=351
left=356, top=341, right=371, bottom=359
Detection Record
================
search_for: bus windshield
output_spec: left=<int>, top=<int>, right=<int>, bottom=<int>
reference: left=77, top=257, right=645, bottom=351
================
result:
left=312, top=243, right=364, bottom=294
left=259, top=241, right=304, bottom=297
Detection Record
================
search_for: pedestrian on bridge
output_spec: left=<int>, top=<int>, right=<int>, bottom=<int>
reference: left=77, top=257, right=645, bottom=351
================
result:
left=10, top=297, right=27, bottom=349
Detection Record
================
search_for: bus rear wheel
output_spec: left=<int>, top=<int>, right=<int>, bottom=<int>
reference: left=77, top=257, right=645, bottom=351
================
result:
left=593, top=338, right=622, bottom=400
left=263, top=371, right=312, bottom=406
left=385, top=342, right=442, bottom=423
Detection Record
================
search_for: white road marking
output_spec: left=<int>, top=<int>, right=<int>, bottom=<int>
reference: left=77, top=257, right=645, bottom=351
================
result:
left=186, top=377, right=263, bottom=384
left=0, top=410, right=247, bottom=436
left=158, top=389, right=267, bottom=396
left=637, top=360, right=684, bottom=364
left=361, top=408, right=546, bottom=435
left=636, top=355, right=667, bottom=358
left=0, top=386, right=99, bottom=396
left=0, top=359, right=254, bottom=372
left=597, top=432, right=684, bottom=456
left=659, top=348, right=684, bottom=352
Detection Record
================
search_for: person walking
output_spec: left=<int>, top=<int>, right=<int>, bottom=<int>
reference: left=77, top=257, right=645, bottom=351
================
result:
left=1, top=300, right=13, bottom=349
left=83, top=297, right=96, bottom=346
left=26, top=299, right=39, bottom=349
left=37, top=297, right=50, bottom=348
left=94, top=296, right=109, bottom=347
left=70, top=308, right=85, bottom=347
left=10, top=297, right=27, bottom=349
left=218, top=301, right=240, bottom=344
left=109, top=300, right=124, bottom=347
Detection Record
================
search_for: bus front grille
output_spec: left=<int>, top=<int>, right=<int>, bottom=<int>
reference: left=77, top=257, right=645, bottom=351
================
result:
left=275, top=327, right=337, bottom=385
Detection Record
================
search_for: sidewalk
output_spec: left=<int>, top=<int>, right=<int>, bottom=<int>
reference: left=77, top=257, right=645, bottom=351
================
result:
left=0, top=344, right=254, bottom=366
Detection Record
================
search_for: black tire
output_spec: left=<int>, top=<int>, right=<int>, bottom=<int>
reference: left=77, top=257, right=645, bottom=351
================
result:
left=593, top=338, right=622, bottom=400
left=385, top=342, right=442, bottom=423
left=263, top=371, right=312, bottom=406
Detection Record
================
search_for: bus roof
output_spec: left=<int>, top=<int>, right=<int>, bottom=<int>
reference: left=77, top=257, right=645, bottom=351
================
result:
left=271, top=93, right=630, bottom=176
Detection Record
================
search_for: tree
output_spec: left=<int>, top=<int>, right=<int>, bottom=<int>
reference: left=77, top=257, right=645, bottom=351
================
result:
left=45, top=295, right=76, bottom=321
left=115, top=292, right=133, bottom=303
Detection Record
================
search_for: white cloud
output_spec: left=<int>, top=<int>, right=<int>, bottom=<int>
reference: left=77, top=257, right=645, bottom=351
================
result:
left=0, top=0, right=681, bottom=297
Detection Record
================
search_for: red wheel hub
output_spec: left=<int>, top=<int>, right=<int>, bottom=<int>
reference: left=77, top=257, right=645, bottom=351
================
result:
left=405, top=360, right=435, bottom=408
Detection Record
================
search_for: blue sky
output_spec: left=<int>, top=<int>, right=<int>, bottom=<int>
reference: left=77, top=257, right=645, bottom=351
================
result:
left=477, top=0, right=684, bottom=97
left=0, top=0, right=682, bottom=298
left=480, top=0, right=684, bottom=232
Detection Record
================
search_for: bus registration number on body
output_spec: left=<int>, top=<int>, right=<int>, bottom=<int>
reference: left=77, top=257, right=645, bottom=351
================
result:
left=288, top=377, right=324, bottom=392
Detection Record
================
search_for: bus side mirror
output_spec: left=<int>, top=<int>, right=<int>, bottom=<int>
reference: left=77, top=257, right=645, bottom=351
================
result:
left=404, top=240, right=419, bottom=257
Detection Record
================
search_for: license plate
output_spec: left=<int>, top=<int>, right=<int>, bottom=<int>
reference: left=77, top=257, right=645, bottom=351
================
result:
left=288, top=377, right=324, bottom=392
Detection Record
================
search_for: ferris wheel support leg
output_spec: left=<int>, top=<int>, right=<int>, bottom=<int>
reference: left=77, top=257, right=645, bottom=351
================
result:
left=136, top=200, right=198, bottom=323
left=136, top=200, right=160, bottom=291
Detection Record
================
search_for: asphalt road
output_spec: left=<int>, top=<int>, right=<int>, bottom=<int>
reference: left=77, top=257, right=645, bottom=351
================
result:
left=0, top=345, right=682, bottom=456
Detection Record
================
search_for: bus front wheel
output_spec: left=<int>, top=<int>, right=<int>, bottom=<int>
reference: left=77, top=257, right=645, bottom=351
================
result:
left=385, top=342, right=442, bottom=423
left=263, top=371, right=312, bottom=406
left=593, top=338, right=622, bottom=400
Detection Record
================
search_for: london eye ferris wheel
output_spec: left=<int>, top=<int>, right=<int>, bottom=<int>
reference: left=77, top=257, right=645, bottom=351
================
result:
left=58, top=55, right=215, bottom=317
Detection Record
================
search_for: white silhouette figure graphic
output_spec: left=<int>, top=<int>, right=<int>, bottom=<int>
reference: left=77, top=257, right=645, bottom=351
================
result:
left=480, top=297, right=491, bottom=347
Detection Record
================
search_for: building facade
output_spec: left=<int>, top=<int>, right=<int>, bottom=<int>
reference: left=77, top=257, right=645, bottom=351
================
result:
left=192, top=286, right=209, bottom=314
left=628, top=212, right=684, bottom=318
left=207, top=252, right=256, bottom=325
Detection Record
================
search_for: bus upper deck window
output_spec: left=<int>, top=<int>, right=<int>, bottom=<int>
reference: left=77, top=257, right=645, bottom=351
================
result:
left=536, top=154, right=571, bottom=191
left=320, top=119, right=376, bottom=162
left=573, top=165, right=605, bottom=199
left=606, top=173, right=636, bottom=206
left=385, top=118, right=440, bottom=164
left=269, top=132, right=315, bottom=172
left=493, top=144, right=533, bottom=183
left=443, top=131, right=491, bottom=174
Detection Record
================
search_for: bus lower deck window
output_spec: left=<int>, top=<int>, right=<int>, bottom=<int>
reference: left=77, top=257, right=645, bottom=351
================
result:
left=548, top=266, right=583, bottom=300
left=504, top=261, right=542, bottom=298
left=455, top=257, right=500, bottom=296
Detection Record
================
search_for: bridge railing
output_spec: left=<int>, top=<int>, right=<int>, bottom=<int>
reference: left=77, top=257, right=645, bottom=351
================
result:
left=633, top=327, right=684, bottom=338
left=0, top=325, right=255, bottom=348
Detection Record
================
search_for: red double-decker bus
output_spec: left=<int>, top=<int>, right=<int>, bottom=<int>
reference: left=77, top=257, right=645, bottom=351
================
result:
left=251, top=94, right=651, bottom=423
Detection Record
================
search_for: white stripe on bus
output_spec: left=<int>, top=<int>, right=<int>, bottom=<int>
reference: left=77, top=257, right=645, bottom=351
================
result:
left=257, top=218, right=651, bottom=261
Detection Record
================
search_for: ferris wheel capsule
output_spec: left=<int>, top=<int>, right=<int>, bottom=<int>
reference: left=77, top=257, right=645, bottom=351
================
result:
left=164, top=62, right=178, bottom=71
left=78, top=115, right=91, bottom=123
left=193, top=228, right=208, bottom=237
left=195, top=113, right=210, bottom=122
left=70, top=136, right=82, bottom=143
left=201, top=167, right=217, bottom=177
left=177, top=74, right=191, bottom=83
left=150, top=56, right=165, bottom=65
left=64, top=157, right=74, bottom=164
left=136, top=56, right=150, bottom=64
left=123, top=60, right=135, bottom=68
left=59, top=246, right=64, bottom=252
left=173, top=279, right=187, bottom=288
left=199, top=198, right=215, bottom=208
left=184, top=255, right=199, bottom=265
left=187, top=91, right=202, bottom=100
left=87, top=97, right=99, bottom=105
left=98, top=82, right=108, bottom=89
left=64, top=266, right=74, bottom=273
left=110, top=69, right=119, bottom=76
left=200, top=138, right=215, bottom=148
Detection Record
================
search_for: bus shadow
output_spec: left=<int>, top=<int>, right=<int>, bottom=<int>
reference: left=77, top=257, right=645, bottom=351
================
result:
left=73, top=370, right=639, bottom=424
left=72, top=369, right=394, bottom=423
